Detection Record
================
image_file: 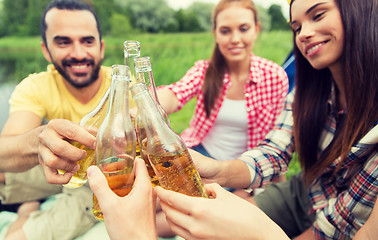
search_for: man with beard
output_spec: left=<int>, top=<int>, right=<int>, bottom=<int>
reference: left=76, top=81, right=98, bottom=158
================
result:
left=0, top=0, right=112, bottom=239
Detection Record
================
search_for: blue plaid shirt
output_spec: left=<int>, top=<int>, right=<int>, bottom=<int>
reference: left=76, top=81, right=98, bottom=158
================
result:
left=240, top=91, right=378, bottom=239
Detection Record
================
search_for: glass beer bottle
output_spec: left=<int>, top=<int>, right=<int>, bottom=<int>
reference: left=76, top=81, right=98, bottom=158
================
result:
left=134, top=57, right=170, bottom=187
left=93, top=65, right=136, bottom=220
left=134, top=56, right=170, bottom=125
left=60, top=88, right=110, bottom=188
left=130, top=83, right=208, bottom=198
left=124, top=40, right=141, bottom=86
left=123, top=40, right=142, bottom=158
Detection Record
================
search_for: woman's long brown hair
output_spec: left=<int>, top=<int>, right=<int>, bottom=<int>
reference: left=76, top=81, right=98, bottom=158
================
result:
left=290, top=0, right=378, bottom=185
left=203, top=0, right=259, bottom=117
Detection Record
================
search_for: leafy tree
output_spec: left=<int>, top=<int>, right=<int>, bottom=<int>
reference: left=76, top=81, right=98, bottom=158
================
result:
left=25, top=0, right=50, bottom=35
left=0, top=0, right=28, bottom=36
left=268, top=4, right=289, bottom=30
left=175, top=9, right=201, bottom=32
left=186, top=2, right=213, bottom=32
left=256, top=4, right=271, bottom=32
left=91, top=0, right=116, bottom=35
left=123, top=0, right=177, bottom=33
left=109, top=12, right=136, bottom=36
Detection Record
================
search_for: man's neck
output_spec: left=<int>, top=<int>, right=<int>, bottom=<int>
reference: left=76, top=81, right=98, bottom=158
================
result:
left=63, top=72, right=102, bottom=104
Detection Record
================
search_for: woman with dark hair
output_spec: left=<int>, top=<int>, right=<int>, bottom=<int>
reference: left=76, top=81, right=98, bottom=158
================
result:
left=158, top=0, right=288, bottom=162
left=154, top=0, right=378, bottom=239
left=83, top=0, right=376, bottom=239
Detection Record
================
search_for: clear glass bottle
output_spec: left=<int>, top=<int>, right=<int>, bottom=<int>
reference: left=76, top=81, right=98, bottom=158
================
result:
left=93, top=65, right=136, bottom=220
left=123, top=40, right=141, bottom=157
left=131, top=83, right=208, bottom=198
left=134, top=56, right=170, bottom=125
left=133, top=57, right=170, bottom=186
left=123, top=40, right=141, bottom=86
left=60, top=88, right=110, bottom=188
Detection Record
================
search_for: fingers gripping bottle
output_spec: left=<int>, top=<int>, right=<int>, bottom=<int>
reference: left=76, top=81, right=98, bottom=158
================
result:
left=60, top=88, right=110, bottom=188
left=131, top=82, right=208, bottom=198
left=93, top=65, right=136, bottom=220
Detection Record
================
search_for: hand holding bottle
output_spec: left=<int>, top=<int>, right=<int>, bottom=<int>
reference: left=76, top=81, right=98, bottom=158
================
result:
left=131, top=83, right=207, bottom=198
left=155, top=183, right=289, bottom=240
left=38, top=119, right=96, bottom=185
left=93, top=65, right=137, bottom=220
left=58, top=87, right=110, bottom=188
left=88, top=158, right=157, bottom=240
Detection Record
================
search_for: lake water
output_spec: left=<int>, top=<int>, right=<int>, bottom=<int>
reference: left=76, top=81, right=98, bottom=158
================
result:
left=0, top=84, right=15, bottom=130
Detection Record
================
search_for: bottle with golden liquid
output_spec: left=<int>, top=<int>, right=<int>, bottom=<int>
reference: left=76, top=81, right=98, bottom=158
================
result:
left=133, top=56, right=170, bottom=187
left=124, top=40, right=142, bottom=159
left=59, top=88, right=110, bottom=188
left=93, top=65, right=136, bottom=220
left=130, top=83, right=208, bottom=198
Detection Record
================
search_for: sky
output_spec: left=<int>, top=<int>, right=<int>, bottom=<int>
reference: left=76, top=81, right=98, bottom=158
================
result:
left=166, top=0, right=290, bottom=17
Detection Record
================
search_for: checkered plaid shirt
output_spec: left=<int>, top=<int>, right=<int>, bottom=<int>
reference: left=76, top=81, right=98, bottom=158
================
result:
left=161, top=54, right=288, bottom=149
left=240, top=91, right=378, bottom=239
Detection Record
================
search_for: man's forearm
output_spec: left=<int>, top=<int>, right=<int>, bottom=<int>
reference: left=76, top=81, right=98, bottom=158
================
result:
left=0, top=126, right=44, bottom=172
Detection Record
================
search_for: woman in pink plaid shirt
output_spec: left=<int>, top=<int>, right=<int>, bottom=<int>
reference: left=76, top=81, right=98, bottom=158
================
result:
left=158, top=0, right=288, bottom=162
left=157, top=0, right=288, bottom=237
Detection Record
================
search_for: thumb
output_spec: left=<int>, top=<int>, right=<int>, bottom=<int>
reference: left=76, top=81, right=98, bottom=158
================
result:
left=134, top=158, right=152, bottom=185
left=204, top=183, right=227, bottom=198
left=129, top=158, right=153, bottom=196
left=87, top=165, right=115, bottom=202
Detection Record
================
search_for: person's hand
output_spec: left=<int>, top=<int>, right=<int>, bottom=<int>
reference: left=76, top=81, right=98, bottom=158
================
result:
left=38, top=119, right=96, bottom=184
left=189, top=149, right=252, bottom=188
left=155, top=183, right=289, bottom=240
left=88, top=158, right=157, bottom=240
left=188, top=149, right=223, bottom=184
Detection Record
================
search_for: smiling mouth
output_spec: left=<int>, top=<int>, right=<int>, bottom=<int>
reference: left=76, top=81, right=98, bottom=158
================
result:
left=70, top=64, right=89, bottom=69
left=229, top=47, right=244, bottom=53
left=306, top=41, right=328, bottom=55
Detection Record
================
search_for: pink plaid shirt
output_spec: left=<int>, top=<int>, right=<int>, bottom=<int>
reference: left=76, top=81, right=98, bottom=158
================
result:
left=163, top=54, right=288, bottom=150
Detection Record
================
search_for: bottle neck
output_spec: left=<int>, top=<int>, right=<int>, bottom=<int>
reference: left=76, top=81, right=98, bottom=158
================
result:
left=131, top=83, right=168, bottom=136
left=107, top=76, right=130, bottom=118
left=125, top=54, right=140, bottom=85
left=136, top=70, right=158, bottom=102
left=80, top=87, right=110, bottom=127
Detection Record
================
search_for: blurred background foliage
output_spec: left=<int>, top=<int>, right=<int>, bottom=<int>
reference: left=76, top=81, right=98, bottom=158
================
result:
left=0, top=0, right=289, bottom=37
left=0, top=0, right=300, bottom=175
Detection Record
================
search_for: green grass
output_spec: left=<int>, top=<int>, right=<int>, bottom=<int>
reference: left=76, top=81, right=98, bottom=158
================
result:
left=0, top=31, right=293, bottom=133
left=0, top=31, right=301, bottom=176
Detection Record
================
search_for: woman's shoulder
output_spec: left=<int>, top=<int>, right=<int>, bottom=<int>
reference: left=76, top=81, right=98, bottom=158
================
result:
left=193, top=59, right=210, bottom=68
left=251, top=55, right=287, bottom=77
left=251, top=55, right=285, bottom=70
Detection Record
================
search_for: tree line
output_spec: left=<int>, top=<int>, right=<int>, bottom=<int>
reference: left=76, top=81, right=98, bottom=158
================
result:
left=0, top=0, right=289, bottom=37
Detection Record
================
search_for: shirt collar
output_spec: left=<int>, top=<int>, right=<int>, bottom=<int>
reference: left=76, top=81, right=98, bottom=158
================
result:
left=223, top=53, right=260, bottom=85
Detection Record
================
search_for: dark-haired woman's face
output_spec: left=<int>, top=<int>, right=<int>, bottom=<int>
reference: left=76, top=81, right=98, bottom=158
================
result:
left=290, top=0, right=344, bottom=71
